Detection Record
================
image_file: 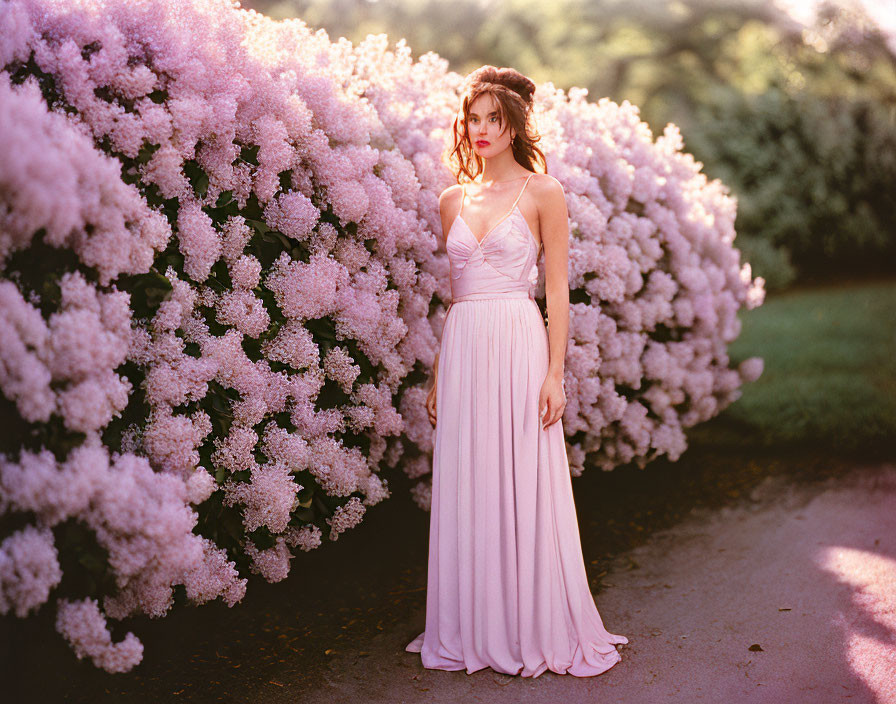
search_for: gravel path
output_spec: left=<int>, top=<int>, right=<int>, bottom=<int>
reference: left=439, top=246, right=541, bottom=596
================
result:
left=300, top=463, right=896, bottom=704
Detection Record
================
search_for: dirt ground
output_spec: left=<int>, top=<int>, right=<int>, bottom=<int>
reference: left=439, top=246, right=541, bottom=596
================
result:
left=303, top=463, right=896, bottom=704
left=3, top=436, right=894, bottom=704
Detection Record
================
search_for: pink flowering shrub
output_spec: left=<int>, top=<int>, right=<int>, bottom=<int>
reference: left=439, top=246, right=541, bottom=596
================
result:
left=0, top=0, right=762, bottom=672
left=530, top=89, right=766, bottom=476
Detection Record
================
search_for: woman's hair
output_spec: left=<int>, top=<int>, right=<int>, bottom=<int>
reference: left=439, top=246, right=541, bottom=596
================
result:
left=447, top=65, right=547, bottom=184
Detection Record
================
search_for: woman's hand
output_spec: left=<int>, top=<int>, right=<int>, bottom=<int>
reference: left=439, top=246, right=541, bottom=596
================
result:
left=426, top=372, right=438, bottom=427
left=538, top=371, right=566, bottom=430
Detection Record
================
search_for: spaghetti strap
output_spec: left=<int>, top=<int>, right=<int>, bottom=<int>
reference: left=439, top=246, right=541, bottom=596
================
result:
left=511, top=173, right=535, bottom=211
left=456, top=174, right=535, bottom=246
left=479, top=173, right=536, bottom=230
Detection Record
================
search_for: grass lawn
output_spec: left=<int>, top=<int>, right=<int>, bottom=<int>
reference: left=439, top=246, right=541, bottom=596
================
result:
left=696, top=278, right=896, bottom=454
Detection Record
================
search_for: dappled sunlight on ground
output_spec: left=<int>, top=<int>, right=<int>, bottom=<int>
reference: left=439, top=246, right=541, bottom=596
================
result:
left=817, top=546, right=896, bottom=703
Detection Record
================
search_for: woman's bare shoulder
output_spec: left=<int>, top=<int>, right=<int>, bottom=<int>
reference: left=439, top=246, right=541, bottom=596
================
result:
left=439, top=183, right=464, bottom=201
left=530, top=172, right=564, bottom=195
left=529, top=173, right=565, bottom=212
left=438, top=183, right=464, bottom=213
left=435, top=184, right=464, bottom=244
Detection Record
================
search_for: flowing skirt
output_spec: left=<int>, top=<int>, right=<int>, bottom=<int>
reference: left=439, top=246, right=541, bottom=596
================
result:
left=406, top=295, right=628, bottom=678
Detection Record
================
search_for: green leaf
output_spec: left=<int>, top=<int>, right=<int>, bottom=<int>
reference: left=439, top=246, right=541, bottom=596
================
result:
left=246, top=218, right=271, bottom=235
left=297, top=487, right=314, bottom=509
left=215, top=190, right=234, bottom=208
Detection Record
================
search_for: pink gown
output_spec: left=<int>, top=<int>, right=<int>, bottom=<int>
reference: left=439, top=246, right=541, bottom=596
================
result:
left=405, top=173, right=628, bottom=678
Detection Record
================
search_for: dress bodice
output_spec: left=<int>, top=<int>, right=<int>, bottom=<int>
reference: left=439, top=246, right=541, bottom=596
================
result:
left=446, top=173, right=541, bottom=303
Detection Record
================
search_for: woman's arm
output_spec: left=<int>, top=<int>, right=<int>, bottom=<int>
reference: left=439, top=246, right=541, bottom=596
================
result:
left=536, top=175, right=570, bottom=428
left=433, top=183, right=464, bottom=377
left=427, top=185, right=464, bottom=424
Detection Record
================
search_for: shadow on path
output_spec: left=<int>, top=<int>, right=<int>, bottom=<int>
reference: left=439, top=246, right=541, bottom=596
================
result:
left=296, top=462, right=896, bottom=704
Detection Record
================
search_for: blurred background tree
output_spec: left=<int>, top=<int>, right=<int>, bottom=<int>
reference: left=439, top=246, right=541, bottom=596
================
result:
left=241, top=0, right=896, bottom=290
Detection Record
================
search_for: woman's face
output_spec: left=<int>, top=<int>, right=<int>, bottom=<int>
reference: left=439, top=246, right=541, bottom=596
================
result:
left=465, top=94, right=513, bottom=158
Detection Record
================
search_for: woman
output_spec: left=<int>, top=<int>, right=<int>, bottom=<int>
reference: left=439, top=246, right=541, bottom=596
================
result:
left=406, top=65, right=628, bottom=678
